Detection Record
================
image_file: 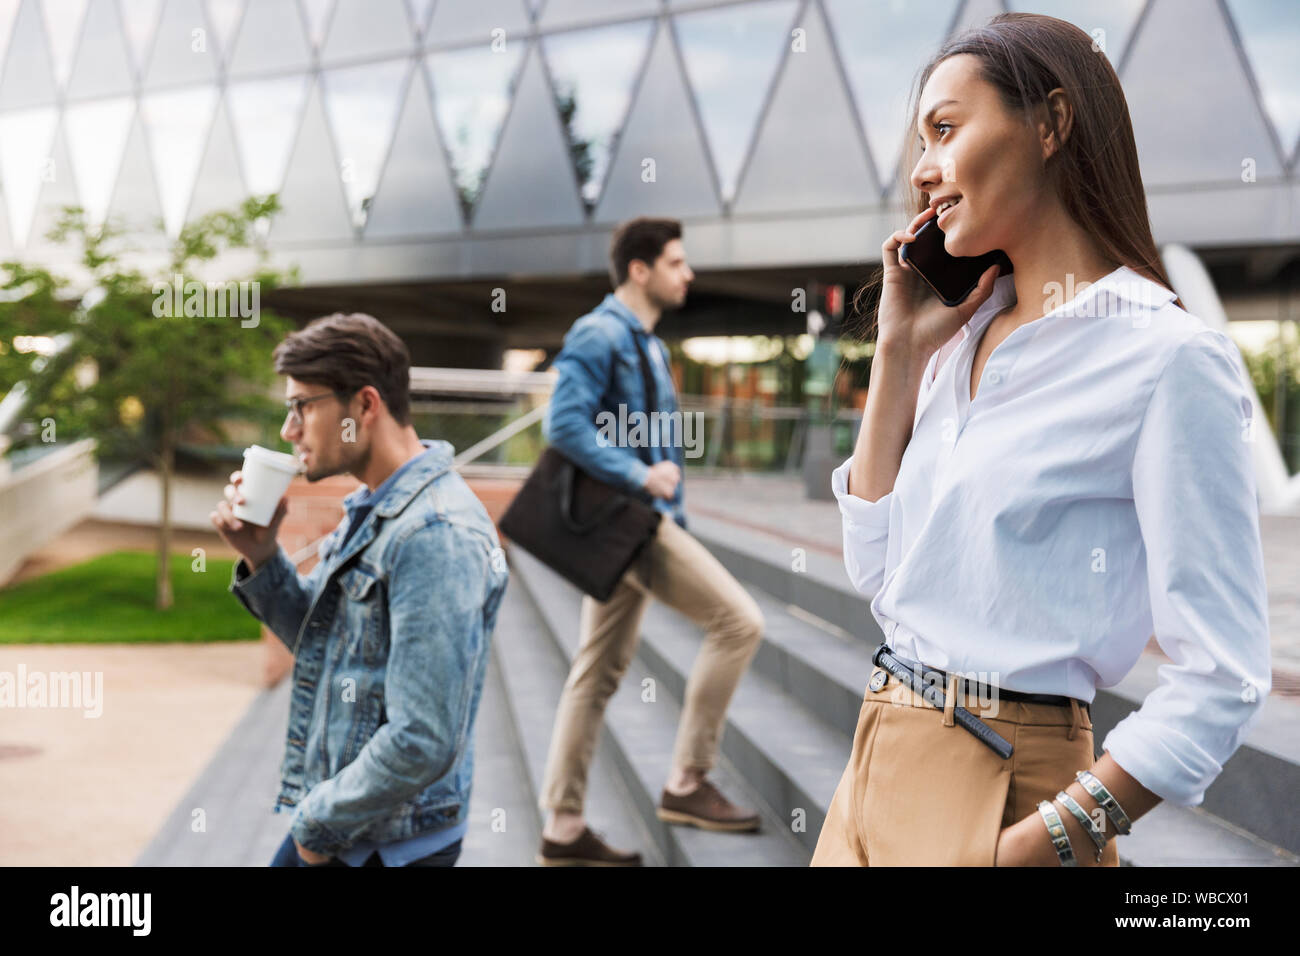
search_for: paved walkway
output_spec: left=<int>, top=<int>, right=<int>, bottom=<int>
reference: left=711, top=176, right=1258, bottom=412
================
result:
left=0, top=642, right=264, bottom=866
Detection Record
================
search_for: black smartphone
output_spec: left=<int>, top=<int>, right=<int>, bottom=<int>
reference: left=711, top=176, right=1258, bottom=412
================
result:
left=898, top=218, right=1012, bottom=307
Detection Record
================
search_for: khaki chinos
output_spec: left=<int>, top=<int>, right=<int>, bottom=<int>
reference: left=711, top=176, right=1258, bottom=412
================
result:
left=539, top=516, right=764, bottom=814
left=811, top=664, right=1121, bottom=866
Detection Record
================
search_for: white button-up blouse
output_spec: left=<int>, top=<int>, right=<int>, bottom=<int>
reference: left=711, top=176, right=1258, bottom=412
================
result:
left=832, top=265, right=1272, bottom=807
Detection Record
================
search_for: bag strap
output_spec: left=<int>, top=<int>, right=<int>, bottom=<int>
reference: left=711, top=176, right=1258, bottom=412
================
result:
left=630, top=329, right=658, bottom=420
left=554, top=319, right=662, bottom=534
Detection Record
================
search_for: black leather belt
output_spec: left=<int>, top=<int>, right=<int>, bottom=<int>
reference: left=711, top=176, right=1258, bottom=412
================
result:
left=873, top=644, right=1089, bottom=714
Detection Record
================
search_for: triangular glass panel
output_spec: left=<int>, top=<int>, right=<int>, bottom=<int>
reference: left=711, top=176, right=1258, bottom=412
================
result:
left=406, top=0, right=434, bottom=34
left=320, top=59, right=409, bottom=228
left=26, top=124, right=79, bottom=252
left=138, top=85, right=219, bottom=235
left=540, top=0, right=659, bottom=31
left=0, top=0, right=56, bottom=109
left=227, top=74, right=309, bottom=195
left=472, top=45, right=585, bottom=229
left=187, top=100, right=249, bottom=221
left=0, top=195, right=13, bottom=255
left=40, top=0, right=89, bottom=90
left=0, top=107, right=58, bottom=246
left=205, top=0, right=245, bottom=65
left=674, top=0, right=798, bottom=203
left=1124, top=0, right=1282, bottom=182
left=321, top=0, right=411, bottom=64
left=299, top=0, right=334, bottom=49
left=105, top=112, right=167, bottom=244
left=270, top=80, right=354, bottom=242
left=63, top=95, right=134, bottom=226
left=950, top=0, right=1006, bottom=35
left=1225, top=0, right=1300, bottom=163
left=0, top=1, right=21, bottom=80
left=1005, top=0, right=1144, bottom=67
left=595, top=19, right=719, bottom=223
left=228, top=0, right=310, bottom=77
left=734, top=0, right=875, bottom=213
left=541, top=17, right=654, bottom=208
left=66, top=0, right=133, bottom=99
left=824, top=0, right=956, bottom=193
left=426, top=0, right=529, bottom=48
left=365, top=68, right=463, bottom=237
left=143, top=0, right=217, bottom=89
left=425, top=39, right=524, bottom=215
left=118, top=0, right=161, bottom=78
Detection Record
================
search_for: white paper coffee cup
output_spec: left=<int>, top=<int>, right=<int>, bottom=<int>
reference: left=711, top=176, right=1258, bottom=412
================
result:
left=234, top=445, right=302, bottom=526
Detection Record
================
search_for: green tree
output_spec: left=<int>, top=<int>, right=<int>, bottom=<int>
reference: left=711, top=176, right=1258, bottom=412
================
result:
left=0, top=197, right=297, bottom=609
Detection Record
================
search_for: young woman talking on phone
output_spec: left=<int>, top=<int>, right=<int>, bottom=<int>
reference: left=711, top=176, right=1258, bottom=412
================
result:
left=811, top=13, right=1270, bottom=867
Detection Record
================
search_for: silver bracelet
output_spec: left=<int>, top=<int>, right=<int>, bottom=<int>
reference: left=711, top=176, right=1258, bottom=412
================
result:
left=1055, top=790, right=1106, bottom=863
left=1076, top=770, right=1132, bottom=836
left=1036, top=800, right=1076, bottom=867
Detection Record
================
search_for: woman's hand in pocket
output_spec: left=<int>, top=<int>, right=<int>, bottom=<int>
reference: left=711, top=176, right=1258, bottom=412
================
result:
left=994, top=814, right=1071, bottom=866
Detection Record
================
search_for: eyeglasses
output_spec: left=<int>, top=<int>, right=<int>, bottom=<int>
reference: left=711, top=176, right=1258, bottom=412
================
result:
left=284, top=391, right=340, bottom=425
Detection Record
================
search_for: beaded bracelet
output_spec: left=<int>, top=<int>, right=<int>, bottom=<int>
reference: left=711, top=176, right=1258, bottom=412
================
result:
left=1055, top=790, right=1106, bottom=863
left=1036, top=800, right=1076, bottom=866
left=1076, top=769, right=1132, bottom=836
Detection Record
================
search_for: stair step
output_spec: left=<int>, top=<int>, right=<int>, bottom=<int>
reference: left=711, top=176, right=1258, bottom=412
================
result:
left=636, top=599, right=851, bottom=854
left=510, top=549, right=807, bottom=866
left=689, top=514, right=881, bottom=647
left=1113, top=801, right=1300, bottom=866
left=458, top=638, right=540, bottom=866
left=491, top=574, right=664, bottom=866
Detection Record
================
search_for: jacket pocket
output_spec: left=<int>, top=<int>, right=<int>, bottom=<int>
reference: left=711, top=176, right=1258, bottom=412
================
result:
left=338, top=565, right=387, bottom=664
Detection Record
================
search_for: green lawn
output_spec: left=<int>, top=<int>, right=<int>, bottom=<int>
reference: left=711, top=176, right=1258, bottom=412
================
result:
left=0, top=551, right=261, bottom=643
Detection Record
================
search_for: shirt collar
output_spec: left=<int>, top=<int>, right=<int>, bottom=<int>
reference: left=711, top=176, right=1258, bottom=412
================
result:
left=342, top=439, right=453, bottom=517
left=963, top=264, right=1177, bottom=340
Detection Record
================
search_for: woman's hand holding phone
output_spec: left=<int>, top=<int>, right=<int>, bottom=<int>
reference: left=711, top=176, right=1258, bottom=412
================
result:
left=878, top=205, right=1001, bottom=358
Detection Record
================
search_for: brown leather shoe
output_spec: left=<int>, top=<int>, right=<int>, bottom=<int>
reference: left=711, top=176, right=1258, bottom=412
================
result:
left=657, top=778, right=761, bottom=832
left=536, top=827, right=642, bottom=866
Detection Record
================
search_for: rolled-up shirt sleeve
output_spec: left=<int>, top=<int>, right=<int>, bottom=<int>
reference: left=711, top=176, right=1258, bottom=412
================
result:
left=832, top=455, right=895, bottom=599
left=1102, top=330, right=1272, bottom=807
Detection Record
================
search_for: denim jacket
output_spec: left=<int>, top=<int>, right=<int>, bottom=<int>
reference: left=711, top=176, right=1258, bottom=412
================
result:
left=544, top=293, right=687, bottom=528
left=229, top=440, right=508, bottom=856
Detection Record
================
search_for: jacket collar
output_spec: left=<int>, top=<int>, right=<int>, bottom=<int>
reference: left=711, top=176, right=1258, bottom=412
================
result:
left=329, top=440, right=453, bottom=570
left=599, top=292, right=653, bottom=338
left=339, top=439, right=454, bottom=519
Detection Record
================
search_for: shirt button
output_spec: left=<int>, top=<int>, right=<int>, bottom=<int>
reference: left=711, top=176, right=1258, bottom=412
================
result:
left=987, top=370, right=1002, bottom=385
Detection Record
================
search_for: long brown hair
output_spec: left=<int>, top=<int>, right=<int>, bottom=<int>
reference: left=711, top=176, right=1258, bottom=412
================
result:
left=850, top=11, right=1181, bottom=340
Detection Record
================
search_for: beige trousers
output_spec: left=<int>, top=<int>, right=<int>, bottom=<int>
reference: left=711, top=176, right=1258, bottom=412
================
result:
left=811, top=663, right=1121, bottom=866
left=539, top=516, right=764, bottom=814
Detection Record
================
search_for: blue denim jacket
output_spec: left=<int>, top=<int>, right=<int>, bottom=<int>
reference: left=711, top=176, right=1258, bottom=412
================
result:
left=544, top=293, right=687, bottom=528
left=229, top=439, right=508, bottom=856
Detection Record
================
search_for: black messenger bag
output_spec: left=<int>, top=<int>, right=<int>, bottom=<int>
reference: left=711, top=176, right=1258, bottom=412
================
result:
left=500, top=330, right=664, bottom=602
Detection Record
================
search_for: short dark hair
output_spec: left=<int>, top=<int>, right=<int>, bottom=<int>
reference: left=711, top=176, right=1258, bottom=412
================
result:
left=609, top=217, right=682, bottom=287
left=273, top=312, right=412, bottom=425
